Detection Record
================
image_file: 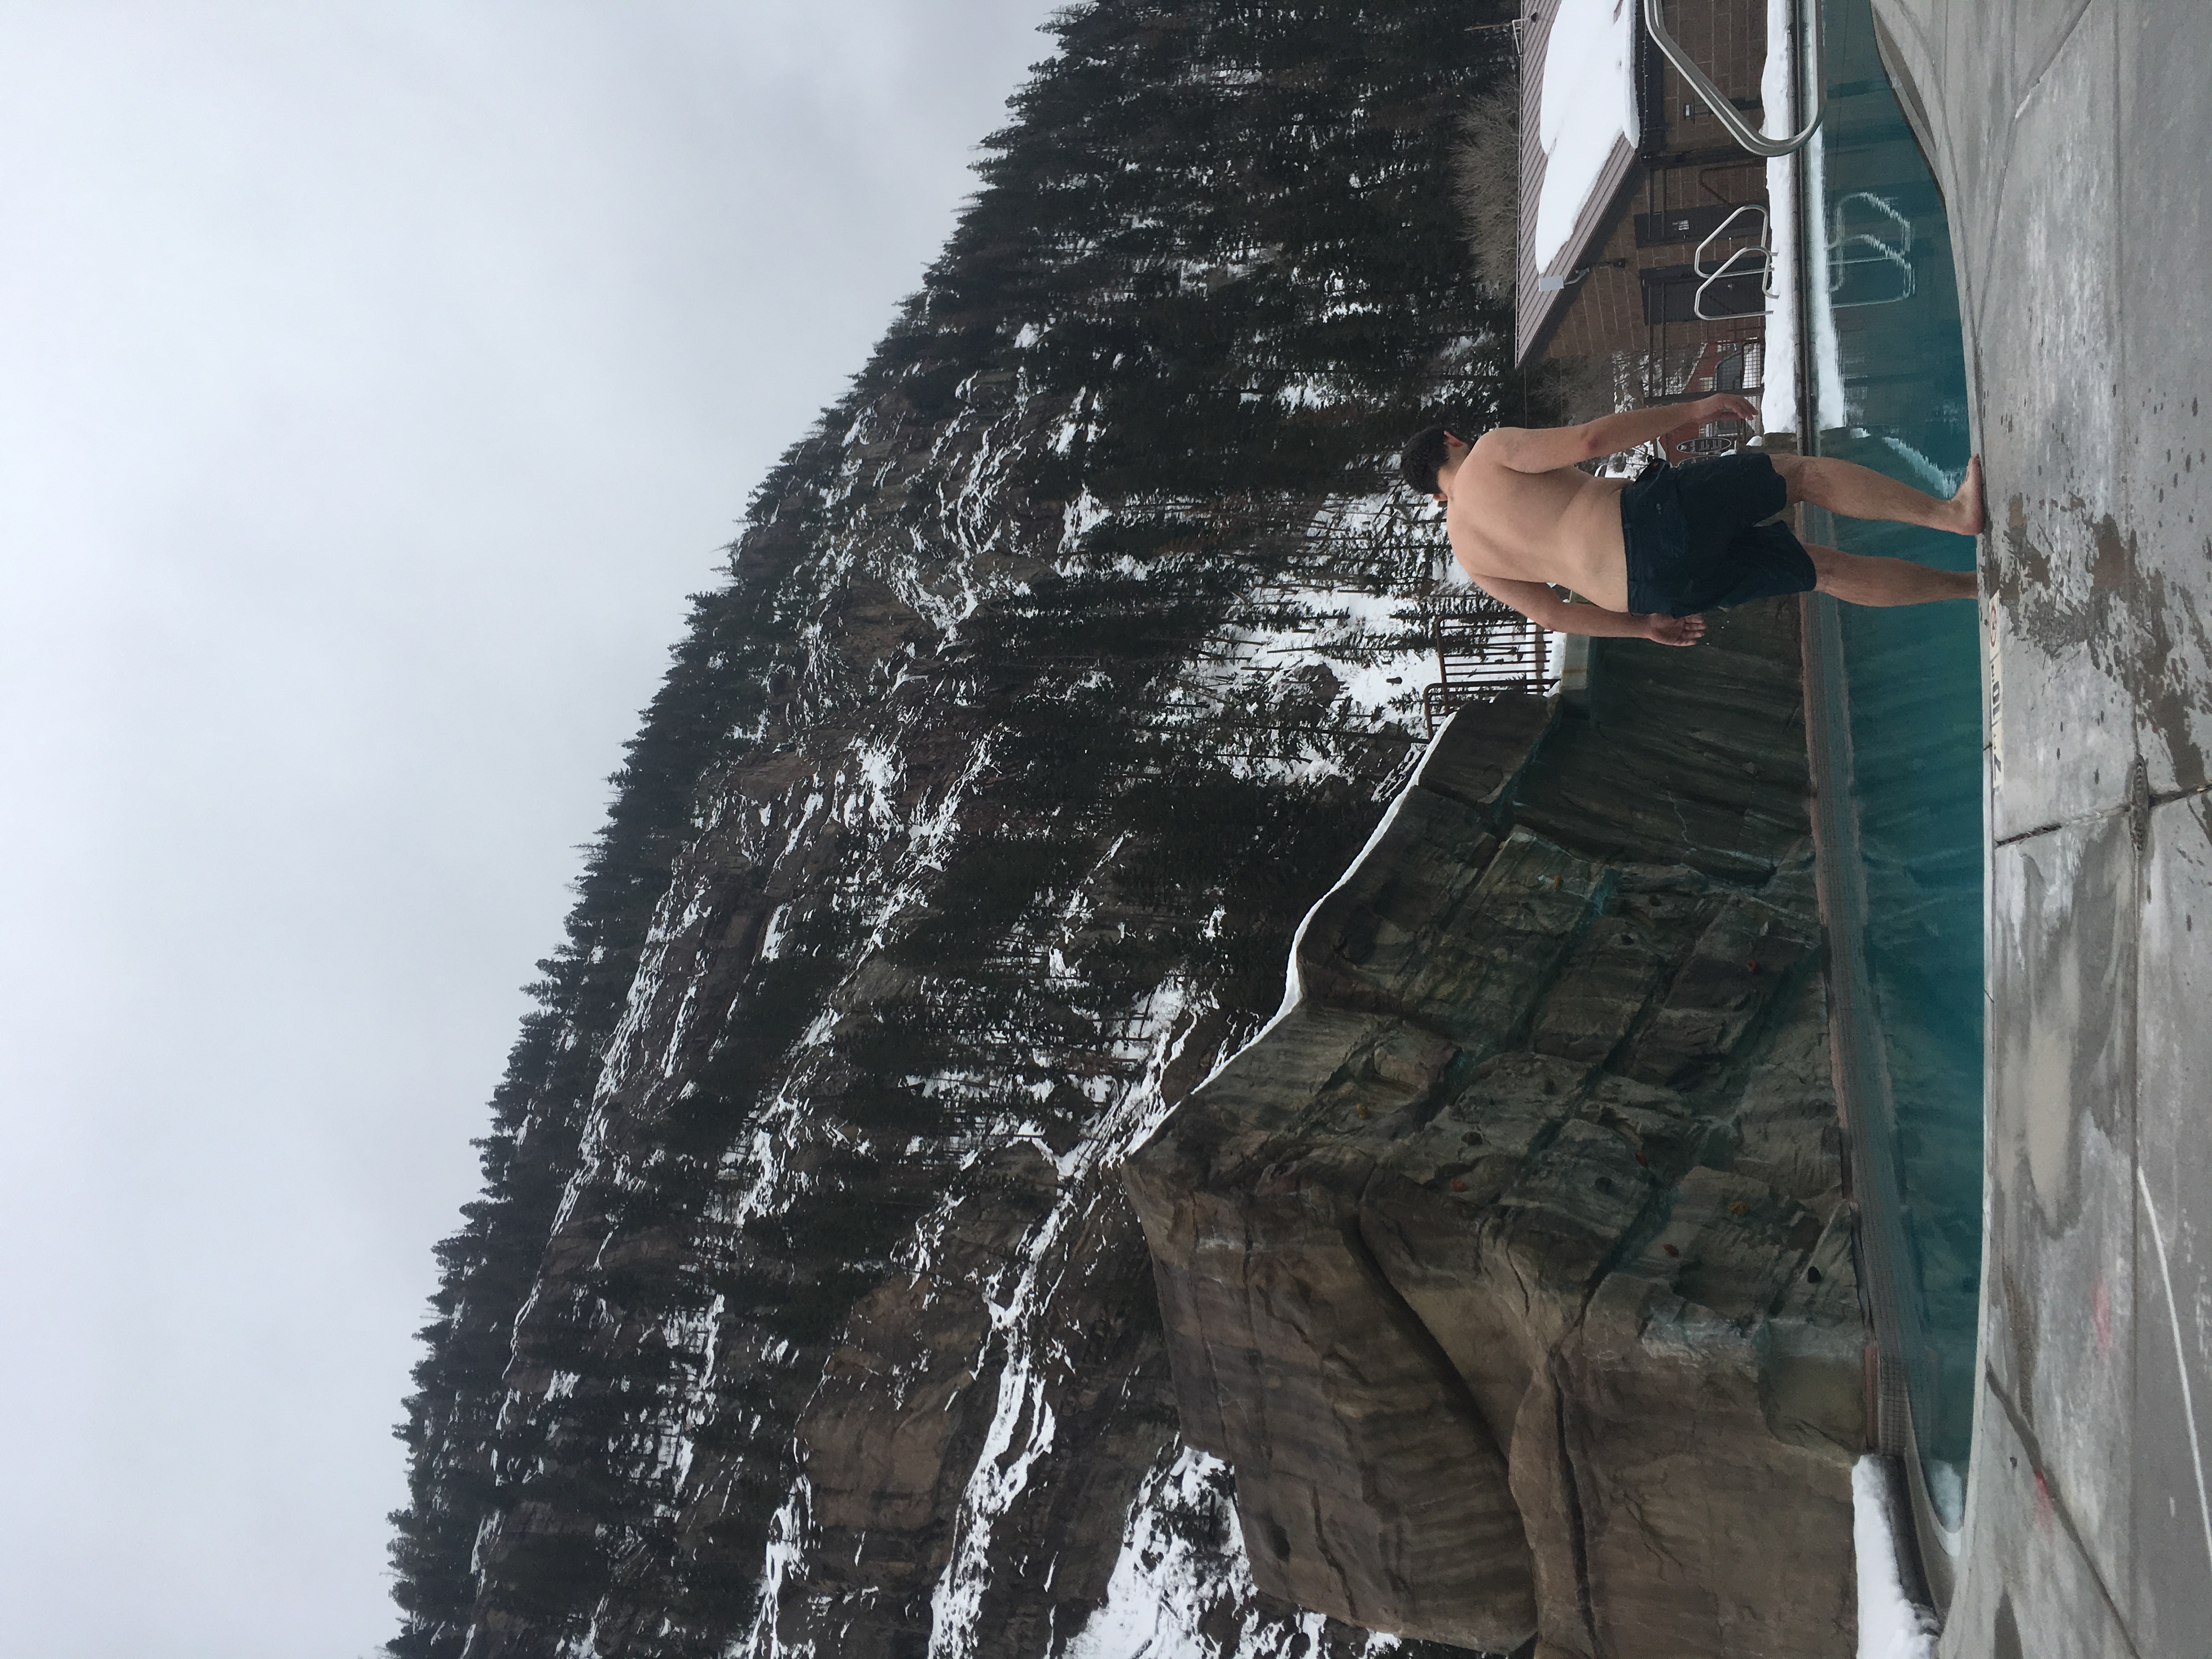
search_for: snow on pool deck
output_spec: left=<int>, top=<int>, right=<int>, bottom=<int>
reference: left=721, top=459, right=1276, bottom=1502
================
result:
left=1854, top=1457, right=1942, bottom=1659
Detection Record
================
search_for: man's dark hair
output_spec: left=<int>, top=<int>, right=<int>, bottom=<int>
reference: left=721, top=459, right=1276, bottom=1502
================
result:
left=1398, top=425, right=1456, bottom=495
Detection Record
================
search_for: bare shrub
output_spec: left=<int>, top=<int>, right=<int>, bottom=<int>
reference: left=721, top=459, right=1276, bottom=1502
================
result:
left=1453, top=76, right=1521, bottom=296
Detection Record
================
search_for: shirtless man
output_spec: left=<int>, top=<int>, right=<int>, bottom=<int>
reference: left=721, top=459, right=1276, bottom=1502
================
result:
left=1401, top=394, right=1983, bottom=646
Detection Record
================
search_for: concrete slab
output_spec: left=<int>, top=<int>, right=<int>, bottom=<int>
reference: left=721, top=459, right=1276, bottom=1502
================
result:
left=1938, top=1367, right=2140, bottom=1659
left=1863, top=1, right=2212, bottom=1651
left=2129, top=794, right=2212, bottom=1653
left=1984, top=814, right=2138, bottom=1607
left=2005, top=0, right=2098, bottom=101
left=2115, top=9, right=2212, bottom=796
left=1974, top=4, right=2132, bottom=840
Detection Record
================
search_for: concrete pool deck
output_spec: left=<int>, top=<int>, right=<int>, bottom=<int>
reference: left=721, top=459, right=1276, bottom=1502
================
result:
left=1870, top=1, right=2212, bottom=1652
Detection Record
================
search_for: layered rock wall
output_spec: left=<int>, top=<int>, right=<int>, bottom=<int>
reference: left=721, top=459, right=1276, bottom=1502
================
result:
left=1125, top=599, right=1865, bottom=1657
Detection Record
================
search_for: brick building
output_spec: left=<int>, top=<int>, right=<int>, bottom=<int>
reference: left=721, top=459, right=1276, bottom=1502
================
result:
left=1515, top=0, right=1778, bottom=455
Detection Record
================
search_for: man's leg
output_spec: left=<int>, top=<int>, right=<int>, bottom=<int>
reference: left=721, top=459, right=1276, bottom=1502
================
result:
left=1805, top=541, right=1979, bottom=606
left=1770, top=452, right=1986, bottom=535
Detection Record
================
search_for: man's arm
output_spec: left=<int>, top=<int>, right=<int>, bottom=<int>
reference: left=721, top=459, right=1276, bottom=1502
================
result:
left=1476, top=393, right=1761, bottom=474
left=1471, top=575, right=1707, bottom=647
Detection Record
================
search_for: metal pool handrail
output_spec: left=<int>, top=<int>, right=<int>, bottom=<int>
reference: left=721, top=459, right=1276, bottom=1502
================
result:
left=1692, top=204, right=1775, bottom=320
left=1693, top=202, right=1770, bottom=278
left=1694, top=245, right=1771, bottom=319
left=1641, top=0, right=1826, bottom=158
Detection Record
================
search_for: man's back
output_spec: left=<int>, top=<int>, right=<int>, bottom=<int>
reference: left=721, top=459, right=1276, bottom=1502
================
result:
left=1445, top=437, right=1632, bottom=608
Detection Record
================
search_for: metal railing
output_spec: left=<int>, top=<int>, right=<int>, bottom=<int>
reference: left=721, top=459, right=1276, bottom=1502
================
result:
left=1687, top=203, right=1774, bottom=319
left=1421, top=603, right=1555, bottom=735
left=1643, top=0, right=1826, bottom=157
left=1694, top=203, right=1770, bottom=278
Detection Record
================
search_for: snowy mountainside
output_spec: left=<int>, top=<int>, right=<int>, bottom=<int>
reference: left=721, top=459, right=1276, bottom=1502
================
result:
left=389, top=4, right=1524, bottom=1656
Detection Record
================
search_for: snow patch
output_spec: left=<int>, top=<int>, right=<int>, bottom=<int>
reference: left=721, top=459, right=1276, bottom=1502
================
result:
left=923, top=978, right=1203, bottom=1657
left=1063, top=486, right=1111, bottom=551
left=1066, top=1444, right=1409, bottom=1659
left=1853, top=1457, right=1940, bottom=1659
left=1760, top=0, right=1801, bottom=433
left=1532, top=0, right=1640, bottom=272
left=1804, top=123, right=1847, bottom=432
left=738, top=1484, right=816, bottom=1659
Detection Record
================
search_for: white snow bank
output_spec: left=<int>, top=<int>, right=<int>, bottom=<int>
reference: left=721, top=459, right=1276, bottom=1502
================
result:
left=1803, top=122, right=1847, bottom=431
left=1853, top=1457, right=1942, bottom=1659
left=1532, top=0, right=1640, bottom=272
left=1065, top=1444, right=1403, bottom=1659
left=1759, top=0, right=1801, bottom=432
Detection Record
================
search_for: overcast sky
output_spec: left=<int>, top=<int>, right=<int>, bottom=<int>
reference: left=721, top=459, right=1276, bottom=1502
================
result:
left=0, top=4, right=1058, bottom=1654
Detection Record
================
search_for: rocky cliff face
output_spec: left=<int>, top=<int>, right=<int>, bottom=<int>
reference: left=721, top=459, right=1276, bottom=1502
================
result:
left=1125, top=600, right=1865, bottom=1658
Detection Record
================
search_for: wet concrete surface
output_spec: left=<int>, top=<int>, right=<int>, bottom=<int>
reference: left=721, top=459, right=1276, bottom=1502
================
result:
left=1871, top=1, right=2212, bottom=1651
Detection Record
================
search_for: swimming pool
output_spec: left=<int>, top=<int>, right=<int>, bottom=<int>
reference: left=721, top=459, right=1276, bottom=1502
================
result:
left=1804, top=0, right=1985, bottom=1539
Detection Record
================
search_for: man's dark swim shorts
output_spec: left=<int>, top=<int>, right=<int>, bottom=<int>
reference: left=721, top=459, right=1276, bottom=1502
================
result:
left=1619, top=452, right=1816, bottom=616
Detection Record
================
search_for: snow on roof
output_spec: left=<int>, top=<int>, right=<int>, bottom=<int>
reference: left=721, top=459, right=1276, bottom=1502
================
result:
left=1514, top=0, right=1648, bottom=363
left=1531, top=0, right=1641, bottom=272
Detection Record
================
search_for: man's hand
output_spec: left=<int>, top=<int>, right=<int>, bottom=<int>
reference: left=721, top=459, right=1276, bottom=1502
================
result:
left=1644, top=612, right=1708, bottom=647
left=1469, top=575, right=1712, bottom=645
left=1690, top=392, right=1761, bottom=429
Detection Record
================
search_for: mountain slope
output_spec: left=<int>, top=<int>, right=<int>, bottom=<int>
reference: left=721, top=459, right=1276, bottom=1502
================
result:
left=389, top=5, right=1523, bottom=1656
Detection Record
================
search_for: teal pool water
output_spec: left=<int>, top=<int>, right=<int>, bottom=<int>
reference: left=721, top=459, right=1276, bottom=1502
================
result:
left=1808, top=0, right=1985, bottom=1528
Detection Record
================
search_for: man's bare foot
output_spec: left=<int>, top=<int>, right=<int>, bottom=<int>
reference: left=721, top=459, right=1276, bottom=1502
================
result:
left=1949, top=456, right=1987, bottom=536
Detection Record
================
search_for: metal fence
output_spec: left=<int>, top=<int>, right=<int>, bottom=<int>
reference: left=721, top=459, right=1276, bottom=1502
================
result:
left=1421, top=593, right=1556, bottom=734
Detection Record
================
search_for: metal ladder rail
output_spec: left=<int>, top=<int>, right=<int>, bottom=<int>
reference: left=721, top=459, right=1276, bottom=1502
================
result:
left=1692, top=246, right=1775, bottom=320
left=1693, top=202, right=1771, bottom=279
left=1641, top=0, right=1826, bottom=159
left=1690, top=203, right=1775, bottom=320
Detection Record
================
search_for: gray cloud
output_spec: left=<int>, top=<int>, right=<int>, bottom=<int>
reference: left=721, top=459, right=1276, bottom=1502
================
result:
left=0, top=3, right=1059, bottom=1653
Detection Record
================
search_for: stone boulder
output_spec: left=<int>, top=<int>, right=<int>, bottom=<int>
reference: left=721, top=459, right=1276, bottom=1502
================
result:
left=1123, top=603, right=1863, bottom=1657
